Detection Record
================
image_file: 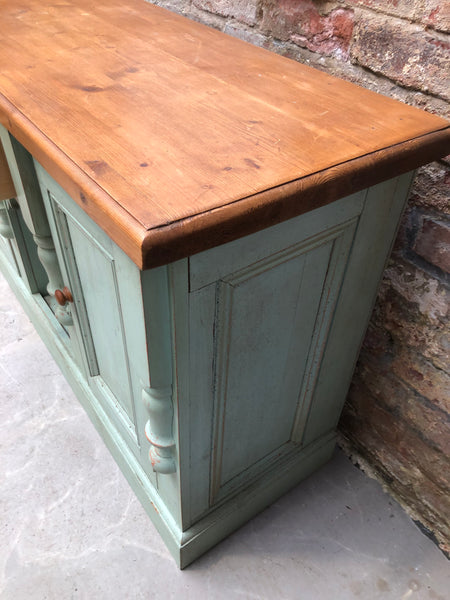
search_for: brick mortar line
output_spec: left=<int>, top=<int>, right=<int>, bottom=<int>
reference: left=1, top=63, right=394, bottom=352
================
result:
left=190, top=2, right=450, bottom=38
left=349, top=4, right=450, bottom=36
left=187, top=9, right=450, bottom=107
left=358, top=348, right=450, bottom=412
left=155, top=2, right=450, bottom=107
left=350, top=62, right=450, bottom=105
left=352, top=366, right=450, bottom=440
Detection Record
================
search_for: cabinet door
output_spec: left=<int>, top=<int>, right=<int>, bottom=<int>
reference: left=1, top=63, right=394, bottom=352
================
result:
left=185, top=192, right=364, bottom=521
left=0, top=129, right=84, bottom=362
left=34, top=162, right=148, bottom=456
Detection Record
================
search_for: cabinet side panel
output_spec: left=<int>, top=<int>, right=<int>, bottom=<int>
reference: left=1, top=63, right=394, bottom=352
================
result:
left=187, top=194, right=363, bottom=517
left=303, top=173, right=415, bottom=445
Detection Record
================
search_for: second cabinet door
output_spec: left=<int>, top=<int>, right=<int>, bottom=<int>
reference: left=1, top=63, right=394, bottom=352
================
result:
left=34, top=161, right=148, bottom=457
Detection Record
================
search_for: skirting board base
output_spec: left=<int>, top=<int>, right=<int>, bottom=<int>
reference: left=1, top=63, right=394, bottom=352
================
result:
left=178, top=433, right=336, bottom=568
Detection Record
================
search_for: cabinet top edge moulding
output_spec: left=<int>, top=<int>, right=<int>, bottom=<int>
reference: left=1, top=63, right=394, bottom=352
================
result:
left=0, top=0, right=449, bottom=269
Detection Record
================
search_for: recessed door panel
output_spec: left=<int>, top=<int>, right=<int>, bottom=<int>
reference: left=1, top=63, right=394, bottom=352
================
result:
left=65, top=218, right=135, bottom=421
left=189, top=217, right=358, bottom=507
left=215, top=244, right=331, bottom=488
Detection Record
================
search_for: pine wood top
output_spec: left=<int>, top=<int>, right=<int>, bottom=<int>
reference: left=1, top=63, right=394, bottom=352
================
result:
left=0, top=0, right=449, bottom=268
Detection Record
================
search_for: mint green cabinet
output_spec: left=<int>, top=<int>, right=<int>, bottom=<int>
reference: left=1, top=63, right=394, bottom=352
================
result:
left=0, top=127, right=414, bottom=567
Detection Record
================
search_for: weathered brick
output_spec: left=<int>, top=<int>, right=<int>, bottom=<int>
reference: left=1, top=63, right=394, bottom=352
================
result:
left=422, top=0, right=450, bottom=31
left=372, top=270, right=449, bottom=371
left=344, top=0, right=450, bottom=32
left=193, top=0, right=259, bottom=26
left=292, top=53, right=450, bottom=118
left=341, top=380, right=450, bottom=546
left=389, top=304, right=449, bottom=371
left=188, top=4, right=228, bottom=30
left=391, top=351, right=450, bottom=413
left=261, top=0, right=355, bottom=59
left=152, top=0, right=191, bottom=17
left=412, top=217, right=450, bottom=273
left=342, top=335, right=450, bottom=547
left=409, top=163, right=450, bottom=214
left=417, top=481, right=450, bottom=535
left=382, top=260, right=449, bottom=323
left=343, top=385, right=449, bottom=489
left=350, top=12, right=450, bottom=100
left=357, top=346, right=450, bottom=426
left=223, top=21, right=267, bottom=46
left=360, top=323, right=394, bottom=359
left=354, top=356, right=450, bottom=452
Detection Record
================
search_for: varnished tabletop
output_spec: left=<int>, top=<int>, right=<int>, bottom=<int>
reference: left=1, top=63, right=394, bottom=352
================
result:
left=0, top=0, right=449, bottom=268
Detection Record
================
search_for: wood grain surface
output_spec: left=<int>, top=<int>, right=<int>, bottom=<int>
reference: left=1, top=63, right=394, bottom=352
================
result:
left=0, top=0, right=449, bottom=268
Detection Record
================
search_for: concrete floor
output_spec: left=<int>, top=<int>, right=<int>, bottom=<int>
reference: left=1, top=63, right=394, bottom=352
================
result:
left=1, top=270, right=449, bottom=600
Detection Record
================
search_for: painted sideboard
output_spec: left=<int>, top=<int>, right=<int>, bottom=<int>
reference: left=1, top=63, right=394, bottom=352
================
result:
left=0, top=0, right=449, bottom=568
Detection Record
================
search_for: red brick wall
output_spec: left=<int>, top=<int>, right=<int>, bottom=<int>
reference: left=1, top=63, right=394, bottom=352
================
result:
left=151, top=0, right=450, bottom=550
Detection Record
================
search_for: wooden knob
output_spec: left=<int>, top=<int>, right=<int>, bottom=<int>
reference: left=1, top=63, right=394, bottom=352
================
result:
left=55, top=286, right=74, bottom=306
